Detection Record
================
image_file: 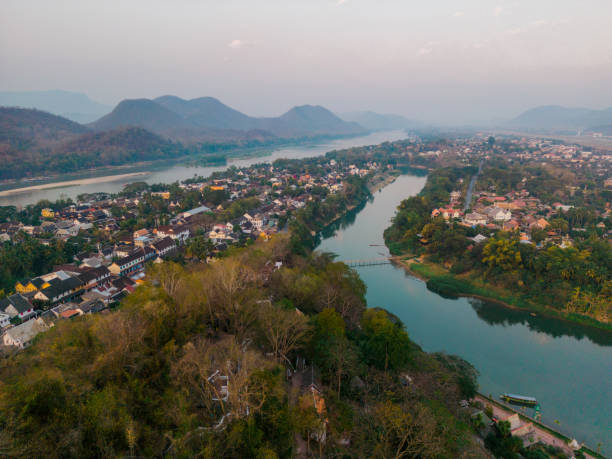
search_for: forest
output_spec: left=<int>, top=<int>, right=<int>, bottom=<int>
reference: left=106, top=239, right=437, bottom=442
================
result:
left=0, top=235, right=485, bottom=458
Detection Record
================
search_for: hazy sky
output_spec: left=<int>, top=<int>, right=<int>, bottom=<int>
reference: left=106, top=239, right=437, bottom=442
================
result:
left=1, top=0, right=611, bottom=124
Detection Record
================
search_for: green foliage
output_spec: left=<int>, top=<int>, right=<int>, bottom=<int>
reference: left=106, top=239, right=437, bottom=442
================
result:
left=359, top=309, right=411, bottom=372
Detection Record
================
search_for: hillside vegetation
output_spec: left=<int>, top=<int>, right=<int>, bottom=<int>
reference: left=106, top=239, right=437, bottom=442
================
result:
left=0, top=235, right=483, bottom=458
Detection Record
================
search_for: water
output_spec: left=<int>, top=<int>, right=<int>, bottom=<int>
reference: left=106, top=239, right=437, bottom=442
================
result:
left=318, top=174, right=612, bottom=454
left=0, top=131, right=407, bottom=207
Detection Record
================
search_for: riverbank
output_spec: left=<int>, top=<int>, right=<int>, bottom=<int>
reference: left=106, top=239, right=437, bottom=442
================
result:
left=474, top=393, right=605, bottom=459
left=394, top=258, right=612, bottom=332
left=0, top=171, right=151, bottom=198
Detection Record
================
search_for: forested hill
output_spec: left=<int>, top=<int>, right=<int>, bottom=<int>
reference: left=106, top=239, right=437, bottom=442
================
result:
left=0, top=107, right=88, bottom=149
left=0, top=235, right=485, bottom=458
left=0, top=106, right=190, bottom=180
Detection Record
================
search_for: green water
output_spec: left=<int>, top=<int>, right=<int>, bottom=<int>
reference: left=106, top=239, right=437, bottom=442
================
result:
left=318, top=175, right=612, bottom=454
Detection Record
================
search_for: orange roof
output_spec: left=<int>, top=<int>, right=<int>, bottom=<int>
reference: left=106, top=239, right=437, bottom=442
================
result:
left=60, top=310, right=80, bottom=319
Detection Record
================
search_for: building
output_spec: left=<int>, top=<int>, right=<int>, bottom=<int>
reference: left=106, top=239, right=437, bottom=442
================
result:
left=0, top=294, right=35, bottom=320
left=464, top=212, right=488, bottom=226
left=152, top=236, right=177, bottom=258
left=78, top=266, right=112, bottom=290
left=155, top=225, right=190, bottom=243
left=179, top=205, right=211, bottom=219
left=108, top=247, right=156, bottom=277
left=33, top=276, right=84, bottom=305
left=484, top=207, right=512, bottom=222
left=2, top=317, right=50, bottom=348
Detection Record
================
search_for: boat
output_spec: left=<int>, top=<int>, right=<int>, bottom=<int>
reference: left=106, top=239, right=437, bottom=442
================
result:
left=500, top=393, right=538, bottom=406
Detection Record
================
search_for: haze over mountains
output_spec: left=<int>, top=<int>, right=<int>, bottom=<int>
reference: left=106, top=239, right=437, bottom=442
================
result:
left=340, top=111, right=422, bottom=131
left=0, top=90, right=111, bottom=124
left=508, top=105, right=612, bottom=134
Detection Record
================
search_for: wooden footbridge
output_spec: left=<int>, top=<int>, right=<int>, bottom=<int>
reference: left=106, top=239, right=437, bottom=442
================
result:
left=341, top=256, right=407, bottom=267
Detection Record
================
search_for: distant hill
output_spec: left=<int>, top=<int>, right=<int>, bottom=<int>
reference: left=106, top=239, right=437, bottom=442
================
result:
left=155, top=95, right=255, bottom=130
left=0, top=90, right=111, bottom=123
left=340, top=111, right=421, bottom=131
left=509, top=105, right=612, bottom=132
left=0, top=107, right=89, bottom=150
left=89, top=99, right=191, bottom=133
left=0, top=107, right=186, bottom=180
left=271, top=105, right=364, bottom=136
left=91, top=96, right=366, bottom=139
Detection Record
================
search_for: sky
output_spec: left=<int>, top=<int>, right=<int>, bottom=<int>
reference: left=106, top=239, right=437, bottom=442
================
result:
left=1, top=0, right=612, bottom=124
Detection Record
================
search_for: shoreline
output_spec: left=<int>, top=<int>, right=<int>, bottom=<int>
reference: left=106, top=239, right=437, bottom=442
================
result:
left=392, top=258, right=612, bottom=332
left=0, top=172, right=151, bottom=198
left=474, top=393, right=604, bottom=459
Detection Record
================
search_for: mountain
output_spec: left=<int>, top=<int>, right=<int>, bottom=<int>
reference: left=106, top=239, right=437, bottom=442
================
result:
left=340, top=110, right=422, bottom=131
left=0, top=107, right=89, bottom=150
left=509, top=105, right=612, bottom=132
left=0, top=107, right=186, bottom=180
left=0, top=90, right=111, bottom=123
left=89, top=99, right=191, bottom=133
left=272, top=105, right=364, bottom=136
left=155, top=95, right=255, bottom=130
left=91, top=96, right=366, bottom=139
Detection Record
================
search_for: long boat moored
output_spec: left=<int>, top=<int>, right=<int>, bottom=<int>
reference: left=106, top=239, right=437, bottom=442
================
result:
left=500, top=393, right=538, bottom=406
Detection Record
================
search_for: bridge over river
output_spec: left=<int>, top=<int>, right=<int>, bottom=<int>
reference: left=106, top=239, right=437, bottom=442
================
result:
left=341, top=256, right=411, bottom=267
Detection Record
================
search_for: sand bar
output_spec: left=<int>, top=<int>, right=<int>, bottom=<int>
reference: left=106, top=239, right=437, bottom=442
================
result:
left=0, top=172, right=151, bottom=197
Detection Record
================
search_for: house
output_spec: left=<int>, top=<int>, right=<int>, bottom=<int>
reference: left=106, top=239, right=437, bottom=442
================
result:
left=531, top=218, right=549, bottom=230
left=109, top=249, right=146, bottom=277
left=484, top=207, right=512, bottom=222
left=432, top=208, right=462, bottom=220
left=152, top=236, right=177, bottom=258
left=33, top=276, right=84, bottom=305
left=155, top=225, right=190, bottom=243
left=0, top=294, right=35, bottom=320
left=108, top=247, right=156, bottom=277
left=464, top=212, right=488, bottom=226
left=2, top=317, right=50, bottom=348
left=78, top=266, right=112, bottom=290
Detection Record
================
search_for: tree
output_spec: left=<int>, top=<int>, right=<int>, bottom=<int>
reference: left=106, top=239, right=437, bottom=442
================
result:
left=310, top=309, right=358, bottom=395
left=360, top=309, right=411, bottom=373
left=257, top=302, right=310, bottom=366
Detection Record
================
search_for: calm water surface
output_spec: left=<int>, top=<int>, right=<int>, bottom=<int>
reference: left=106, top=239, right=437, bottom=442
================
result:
left=318, top=175, right=612, bottom=454
left=0, top=131, right=407, bottom=207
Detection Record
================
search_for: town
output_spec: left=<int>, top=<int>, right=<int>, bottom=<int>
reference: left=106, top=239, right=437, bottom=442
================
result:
left=0, top=153, right=385, bottom=348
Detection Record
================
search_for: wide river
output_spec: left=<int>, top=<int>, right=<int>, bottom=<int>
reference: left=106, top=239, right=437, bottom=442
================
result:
left=318, top=174, right=612, bottom=455
left=0, top=131, right=408, bottom=207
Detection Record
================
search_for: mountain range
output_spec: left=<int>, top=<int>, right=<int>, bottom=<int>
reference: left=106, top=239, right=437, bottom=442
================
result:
left=508, top=105, right=612, bottom=134
left=90, top=96, right=366, bottom=140
left=0, top=95, right=369, bottom=181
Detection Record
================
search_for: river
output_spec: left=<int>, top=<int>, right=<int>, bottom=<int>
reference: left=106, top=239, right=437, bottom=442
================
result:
left=0, top=131, right=407, bottom=208
left=318, top=174, right=612, bottom=455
